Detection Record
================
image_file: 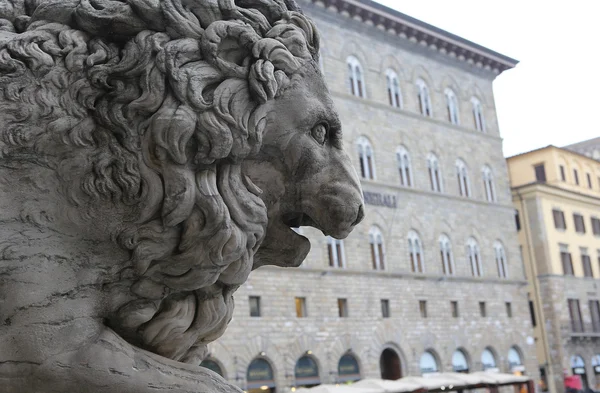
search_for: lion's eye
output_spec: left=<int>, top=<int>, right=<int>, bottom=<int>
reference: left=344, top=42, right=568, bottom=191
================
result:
left=311, top=123, right=328, bottom=145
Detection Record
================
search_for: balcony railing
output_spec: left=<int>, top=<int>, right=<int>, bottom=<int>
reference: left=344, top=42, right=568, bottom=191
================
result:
left=563, top=322, right=600, bottom=337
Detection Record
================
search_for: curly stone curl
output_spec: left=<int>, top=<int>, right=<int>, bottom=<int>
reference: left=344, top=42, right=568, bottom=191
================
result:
left=0, top=0, right=320, bottom=363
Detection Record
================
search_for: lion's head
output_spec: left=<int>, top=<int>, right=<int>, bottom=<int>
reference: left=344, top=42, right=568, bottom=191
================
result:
left=0, top=0, right=363, bottom=365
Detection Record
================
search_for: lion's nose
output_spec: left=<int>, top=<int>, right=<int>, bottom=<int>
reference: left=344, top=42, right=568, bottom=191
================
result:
left=352, top=204, right=365, bottom=226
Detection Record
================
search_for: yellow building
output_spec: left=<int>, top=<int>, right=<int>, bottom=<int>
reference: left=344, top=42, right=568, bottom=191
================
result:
left=508, top=145, right=600, bottom=393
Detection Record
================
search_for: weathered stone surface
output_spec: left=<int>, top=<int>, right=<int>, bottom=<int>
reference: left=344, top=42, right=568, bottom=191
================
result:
left=0, top=1, right=364, bottom=391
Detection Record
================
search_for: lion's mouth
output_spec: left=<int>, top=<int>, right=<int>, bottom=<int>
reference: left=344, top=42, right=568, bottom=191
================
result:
left=281, top=212, right=319, bottom=229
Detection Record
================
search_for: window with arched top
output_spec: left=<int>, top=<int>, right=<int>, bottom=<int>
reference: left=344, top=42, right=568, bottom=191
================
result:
left=386, top=69, right=402, bottom=108
left=416, top=79, right=432, bottom=117
left=427, top=153, right=443, bottom=192
left=356, top=136, right=375, bottom=180
left=508, top=347, right=523, bottom=371
left=439, top=234, right=454, bottom=275
left=408, top=230, right=424, bottom=273
left=200, top=358, right=224, bottom=377
left=481, top=348, right=497, bottom=371
left=494, top=241, right=508, bottom=278
left=347, top=56, right=365, bottom=98
left=420, top=351, right=439, bottom=374
left=396, top=146, right=412, bottom=187
left=327, top=236, right=345, bottom=268
left=482, top=165, right=496, bottom=202
left=445, top=88, right=460, bottom=125
left=456, top=159, right=471, bottom=197
left=369, top=227, right=385, bottom=270
left=247, top=358, right=276, bottom=391
left=295, top=355, right=320, bottom=388
left=466, top=237, right=483, bottom=277
left=452, top=349, right=469, bottom=373
left=471, top=97, right=485, bottom=132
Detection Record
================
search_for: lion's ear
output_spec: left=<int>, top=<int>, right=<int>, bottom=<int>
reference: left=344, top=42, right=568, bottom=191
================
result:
left=200, top=20, right=260, bottom=77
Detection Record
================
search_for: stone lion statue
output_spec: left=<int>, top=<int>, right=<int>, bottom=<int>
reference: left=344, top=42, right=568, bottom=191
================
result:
left=0, top=0, right=364, bottom=391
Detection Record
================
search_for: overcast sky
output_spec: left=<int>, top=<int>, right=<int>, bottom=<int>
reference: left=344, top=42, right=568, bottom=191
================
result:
left=374, top=0, right=599, bottom=157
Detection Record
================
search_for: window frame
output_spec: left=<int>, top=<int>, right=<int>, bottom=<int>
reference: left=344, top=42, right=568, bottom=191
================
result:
left=396, top=145, right=413, bottom=187
left=338, top=298, right=348, bottom=318
left=249, top=296, right=261, bottom=317
left=427, top=152, right=443, bottom=193
left=369, top=226, right=385, bottom=271
left=456, top=158, right=471, bottom=197
left=416, top=78, right=433, bottom=117
left=482, top=165, right=496, bottom=202
left=408, top=230, right=424, bottom=273
left=560, top=244, right=574, bottom=276
left=327, top=236, right=346, bottom=268
left=444, top=88, right=460, bottom=125
left=471, top=97, right=485, bottom=132
left=573, top=213, right=586, bottom=234
left=295, top=297, right=307, bottom=318
left=467, top=237, right=483, bottom=277
left=356, top=136, right=375, bottom=180
left=381, top=299, right=390, bottom=318
left=494, top=241, right=508, bottom=278
left=552, top=209, right=567, bottom=230
left=419, top=300, right=428, bottom=318
left=385, top=69, right=402, bottom=108
left=439, top=234, right=455, bottom=275
left=346, top=56, right=365, bottom=98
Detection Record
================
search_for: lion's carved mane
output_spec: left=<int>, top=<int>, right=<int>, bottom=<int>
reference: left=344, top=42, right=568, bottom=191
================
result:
left=0, top=0, right=319, bottom=363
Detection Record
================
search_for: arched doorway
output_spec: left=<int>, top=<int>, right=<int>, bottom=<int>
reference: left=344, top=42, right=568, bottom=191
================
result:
left=380, top=348, right=402, bottom=380
left=294, top=355, right=320, bottom=388
left=200, top=358, right=224, bottom=377
left=338, top=353, right=361, bottom=383
left=571, top=355, right=589, bottom=390
left=452, top=349, right=469, bottom=373
left=247, top=357, right=276, bottom=393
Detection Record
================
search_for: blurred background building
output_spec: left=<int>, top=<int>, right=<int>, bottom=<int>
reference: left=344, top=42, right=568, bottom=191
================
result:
left=509, top=145, right=600, bottom=393
left=203, top=1, right=537, bottom=392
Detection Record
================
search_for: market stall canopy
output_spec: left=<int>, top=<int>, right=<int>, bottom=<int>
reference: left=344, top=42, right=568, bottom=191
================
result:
left=294, top=385, right=381, bottom=393
left=290, top=372, right=531, bottom=393
left=352, top=378, right=425, bottom=392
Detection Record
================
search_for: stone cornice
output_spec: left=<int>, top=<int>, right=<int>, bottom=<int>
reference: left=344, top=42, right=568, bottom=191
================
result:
left=256, top=265, right=529, bottom=286
left=302, top=0, right=519, bottom=76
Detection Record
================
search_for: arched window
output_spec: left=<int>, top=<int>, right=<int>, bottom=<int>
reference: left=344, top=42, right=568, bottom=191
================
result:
left=482, top=165, right=496, bottom=202
left=445, top=88, right=460, bottom=125
left=456, top=159, right=471, bottom=197
left=416, top=79, right=432, bottom=117
left=200, top=358, right=224, bottom=377
left=471, top=97, right=485, bottom=132
left=494, top=241, right=508, bottom=278
left=338, top=353, right=361, bottom=383
left=467, top=237, right=483, bottom=277
left=356, top=136, right=375, bottom=180
left=247, top=358, right=276, bottom=392
left=420, top=351, right=439, bottom=375
left=427, top=153, right=443, bottom=192
left=452, top=349, right=469, bottom=373
left=481, top=348, right=497, bottom=371
left=347, top=56, right=365, bottom=98
left=386, top=69, right=402, bottom=108
left=408, top=230, right=424, bottom=273
left=508, top=347, right=523, bottom=372
left=370, top=227, right=385, bottom=270
left=396, top=146, right=412, bottom=187
left=439, top=234, right=454, bottom=275
left=327, top=236, right=345, bottom=268
left=295, top=355, right=320, bottom=388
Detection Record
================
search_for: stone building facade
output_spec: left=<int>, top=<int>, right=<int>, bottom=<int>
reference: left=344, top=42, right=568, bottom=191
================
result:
left=508, top=145, right=600, bottom=393
left=204, top=1, right=537, bottom=392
